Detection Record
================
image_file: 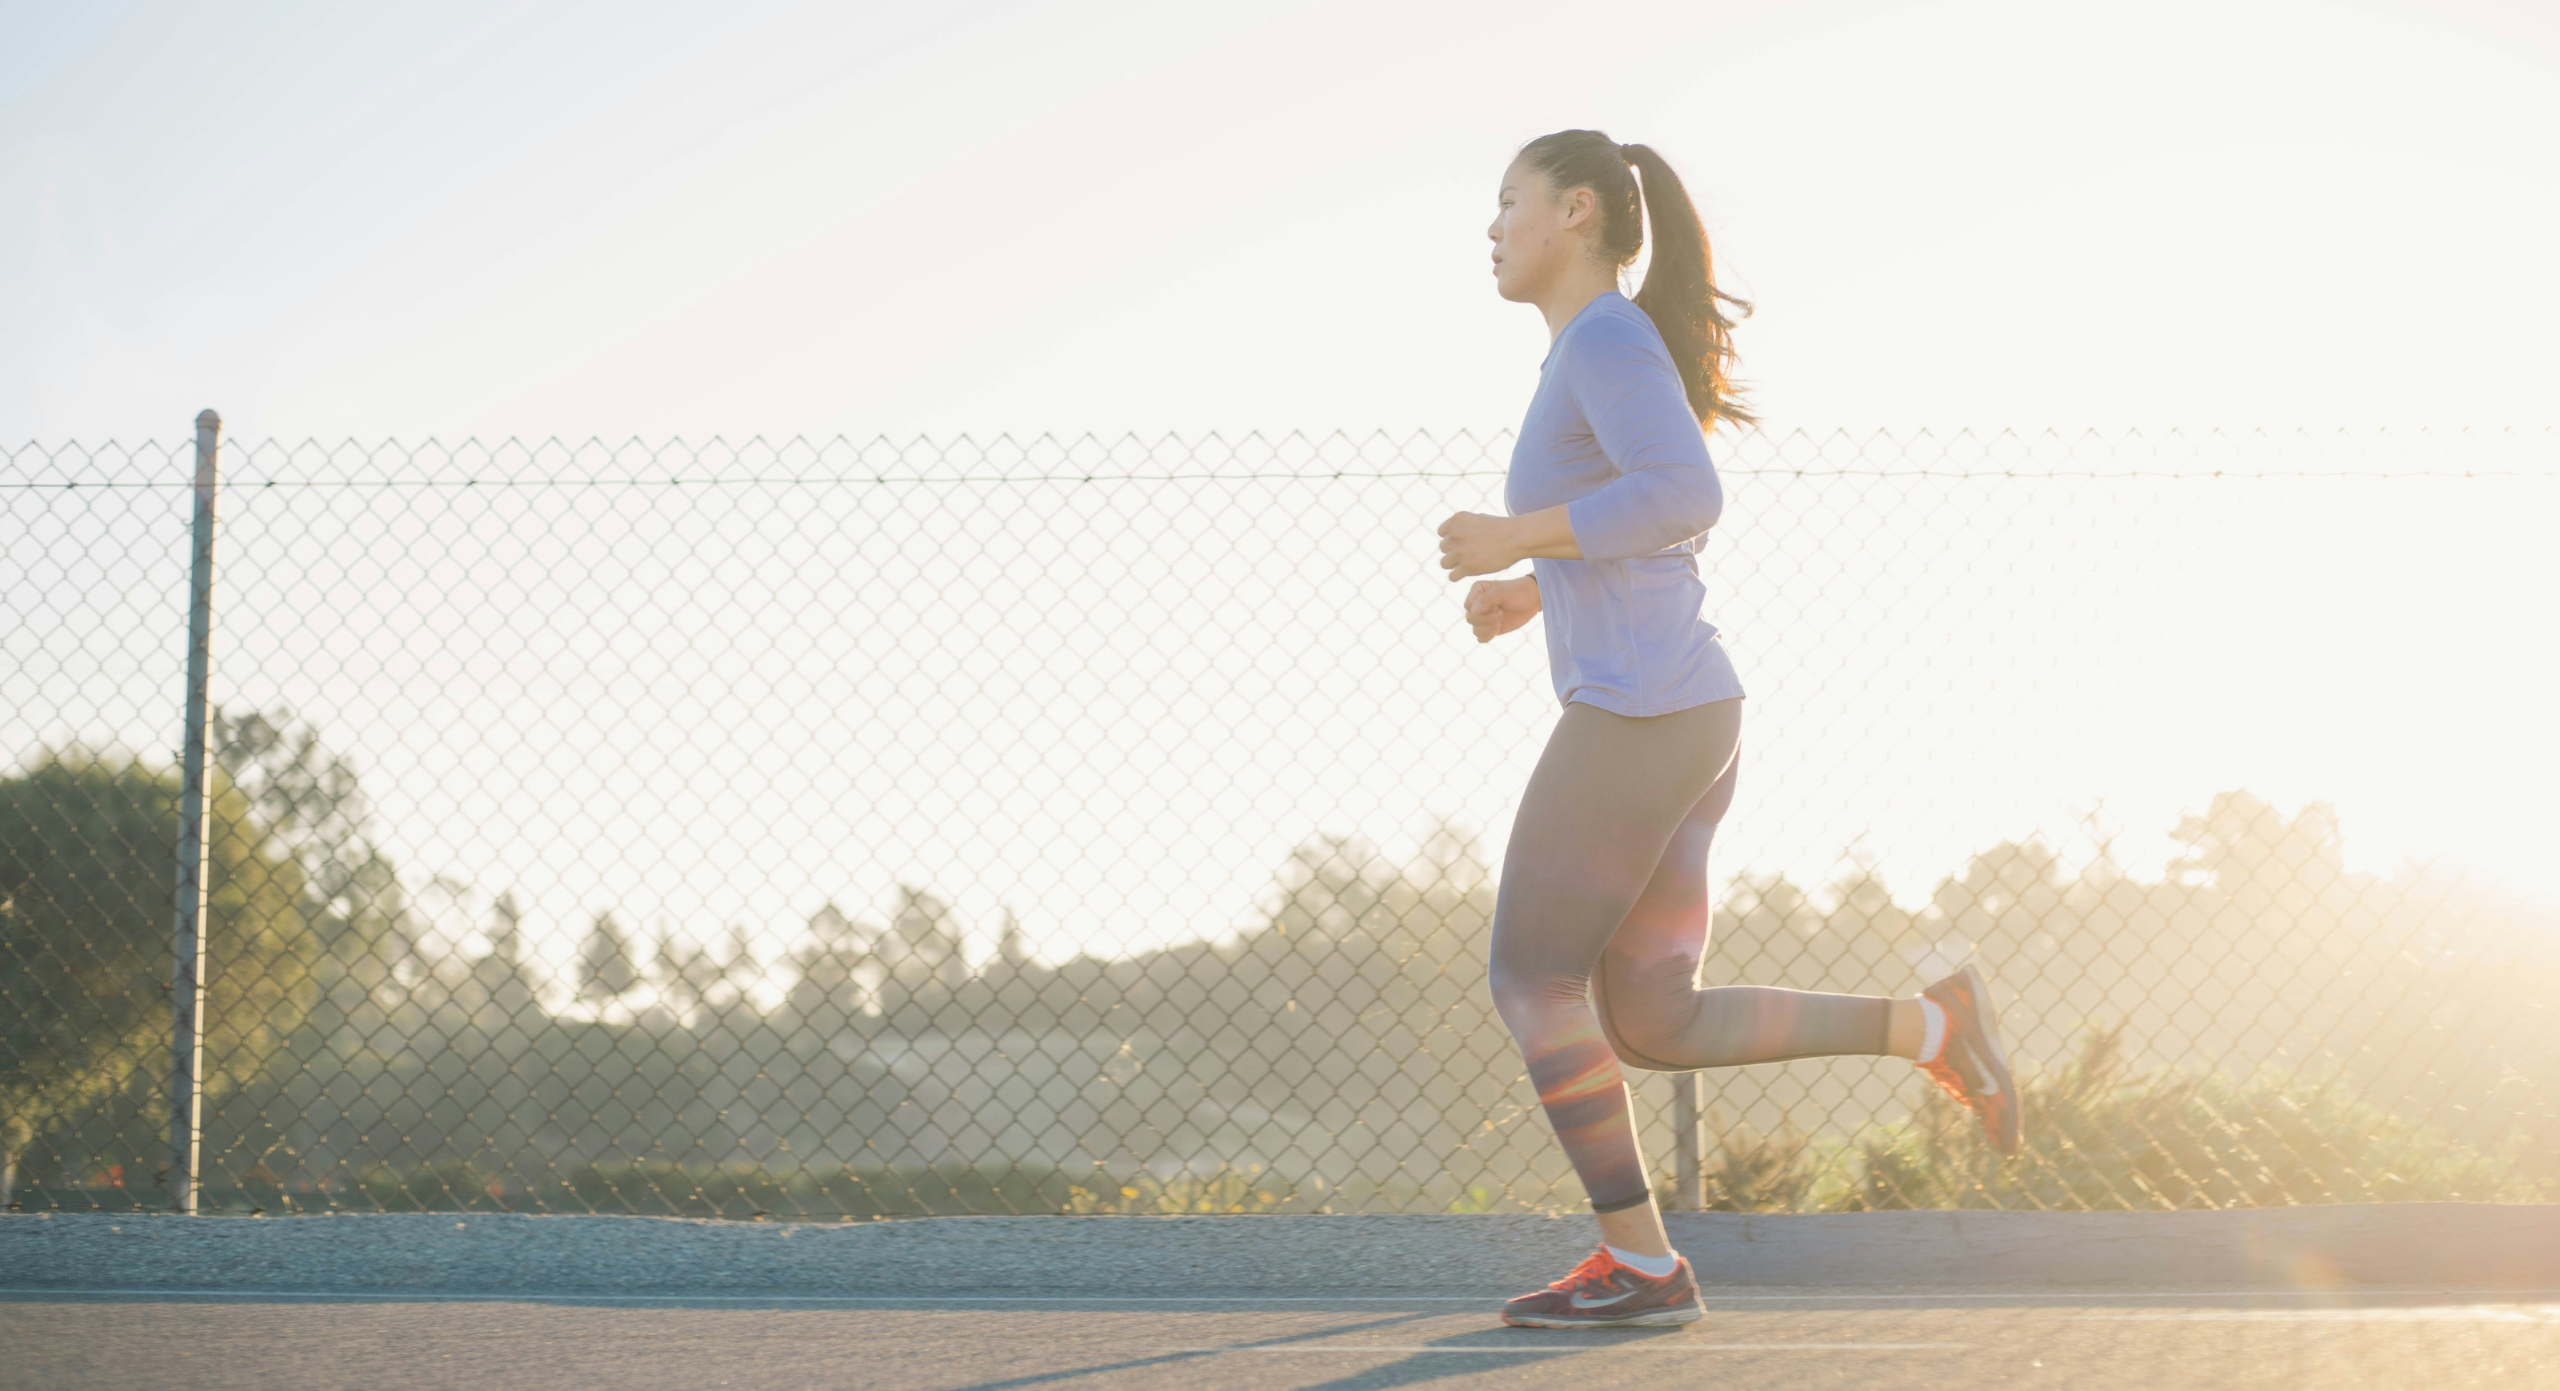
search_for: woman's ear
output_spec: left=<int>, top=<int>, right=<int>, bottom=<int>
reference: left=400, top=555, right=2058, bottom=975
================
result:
left=1560, top=184, right=1597, bottom=232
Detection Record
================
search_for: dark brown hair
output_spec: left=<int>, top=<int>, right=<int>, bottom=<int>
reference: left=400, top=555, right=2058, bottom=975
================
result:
left=1517, top=129, right=1754, bottom=429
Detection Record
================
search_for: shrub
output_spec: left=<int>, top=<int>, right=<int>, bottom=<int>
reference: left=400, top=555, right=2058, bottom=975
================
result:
left=1687, top=1119, right=1820, bottom=1213
left=1834, top=1027, right=2543, bottom=1210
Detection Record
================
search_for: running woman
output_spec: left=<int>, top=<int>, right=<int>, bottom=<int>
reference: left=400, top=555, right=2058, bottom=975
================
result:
left=1438, top=129, right=2021, bottom=1330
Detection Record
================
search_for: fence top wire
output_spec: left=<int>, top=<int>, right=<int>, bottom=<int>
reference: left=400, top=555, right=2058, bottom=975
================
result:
left=4, top=425, right=2554, bottom=488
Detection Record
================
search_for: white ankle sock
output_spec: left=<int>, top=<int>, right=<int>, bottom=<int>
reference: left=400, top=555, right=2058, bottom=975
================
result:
left=1915, top=997, right=1948, bottom=1064
left=1606, top=1244, right=1680, bottom=1279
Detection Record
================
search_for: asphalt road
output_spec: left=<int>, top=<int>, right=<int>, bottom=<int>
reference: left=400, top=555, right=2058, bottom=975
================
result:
left=5, top=1289, right=2556, bottom=1390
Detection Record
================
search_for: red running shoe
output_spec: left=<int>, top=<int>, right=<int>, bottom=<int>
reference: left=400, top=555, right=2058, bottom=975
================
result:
left=1920, top=962, right=2022, bottom=1156
left=1500, top=1247, right=1705, bottom=1328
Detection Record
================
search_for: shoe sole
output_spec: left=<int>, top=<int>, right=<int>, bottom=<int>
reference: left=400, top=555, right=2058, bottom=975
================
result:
left=1503, top=1301, right=1706, bottom=1329
left=1951, top=963, right=2010, bottom=1075
left=1935, top=962, right=2022, bottom=1155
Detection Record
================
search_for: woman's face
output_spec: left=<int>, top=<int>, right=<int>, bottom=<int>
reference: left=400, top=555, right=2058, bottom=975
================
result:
left=1487, top=158, right=1593, bottom=304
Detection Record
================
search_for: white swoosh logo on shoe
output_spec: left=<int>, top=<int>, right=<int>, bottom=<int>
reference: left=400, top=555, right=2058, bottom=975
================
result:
left=1569, top=1292, right=1635, bottom=1309
left=1957, top=1044, right=2002, bottom=1095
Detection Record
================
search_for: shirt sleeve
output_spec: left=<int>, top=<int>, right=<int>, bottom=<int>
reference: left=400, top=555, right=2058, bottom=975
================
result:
left=1557, top=309, right=1724, bottom=561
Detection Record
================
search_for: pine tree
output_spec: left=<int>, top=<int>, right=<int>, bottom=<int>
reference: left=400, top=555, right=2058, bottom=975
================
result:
left=576, top=912, right=639, bottom=1004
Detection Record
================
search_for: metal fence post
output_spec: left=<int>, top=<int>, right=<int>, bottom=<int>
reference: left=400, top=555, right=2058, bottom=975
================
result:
left=1671, top=1072, right=1703, bottom=1211
left=168, top=408, right=221, bottom=1215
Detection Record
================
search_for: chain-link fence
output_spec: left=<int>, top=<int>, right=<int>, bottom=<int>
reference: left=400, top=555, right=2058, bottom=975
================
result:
left=6, top=423, right=2557, bottom=1218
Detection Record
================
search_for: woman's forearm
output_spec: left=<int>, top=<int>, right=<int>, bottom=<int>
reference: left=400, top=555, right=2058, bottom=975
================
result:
left=1508, top=506, right=1583, bottom=561
left=1438, top=506, right=1582, bottom=580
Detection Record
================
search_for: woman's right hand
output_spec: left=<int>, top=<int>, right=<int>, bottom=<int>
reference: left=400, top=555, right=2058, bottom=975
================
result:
left=1463, top=575, right=1541, bottom=644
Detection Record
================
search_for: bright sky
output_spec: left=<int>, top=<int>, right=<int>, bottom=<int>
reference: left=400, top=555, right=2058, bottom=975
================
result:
left=7, top=0, right=2560, bottom=966
left=7, top=0, right=2560, bottom=442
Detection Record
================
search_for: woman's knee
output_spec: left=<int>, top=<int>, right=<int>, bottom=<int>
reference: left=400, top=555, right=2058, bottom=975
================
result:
left=1595, top=955, right=1700, bottom=1065
left=1601, top=1015, right=1671, bottom=1066
left=1486, top=955, right=1581, bottom=1047
left=1596, top=1012, right=1663, bottom=1069
left=1486, top=969, right=1552, bottom=1044
left=1599, top=1005, right=1679, bottom=1068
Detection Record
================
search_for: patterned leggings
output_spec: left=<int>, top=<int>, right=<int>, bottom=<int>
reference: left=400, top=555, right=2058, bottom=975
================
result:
left=1487, top=698, right=1893, bottom=1213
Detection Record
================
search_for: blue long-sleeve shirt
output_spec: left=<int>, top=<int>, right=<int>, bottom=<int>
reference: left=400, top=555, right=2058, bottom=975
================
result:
left=1503, top=292, right=1746, bottom=716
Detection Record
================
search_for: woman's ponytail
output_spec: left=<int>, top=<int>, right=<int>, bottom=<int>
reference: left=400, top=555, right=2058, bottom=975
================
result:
left=1619, top=143, right=1754, bottom=430
left=1518, top=131, right=1755, bottom=429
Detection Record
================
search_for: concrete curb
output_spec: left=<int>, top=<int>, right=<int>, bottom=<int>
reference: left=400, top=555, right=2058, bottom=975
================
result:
left=4, top=1205, right=2556, bottom=1298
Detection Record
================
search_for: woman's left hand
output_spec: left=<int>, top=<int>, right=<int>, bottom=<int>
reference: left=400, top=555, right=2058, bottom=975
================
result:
left=1437, top=512, right=1524, bottom=581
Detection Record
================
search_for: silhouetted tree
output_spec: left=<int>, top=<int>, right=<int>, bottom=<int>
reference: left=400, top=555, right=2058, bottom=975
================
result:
left=2171, top=790, right=2344, bottom=909
left=786, top=902, right=879, bottom=1033
left=212, top=708, right=415, bottom=1031
left=577, top=912, right=639, bottom=1004
left=458, top=891, right=542, bottom=1033
left=0, top=750, right=318, bottom=1206
left=885, top=886, right=967, bottom=989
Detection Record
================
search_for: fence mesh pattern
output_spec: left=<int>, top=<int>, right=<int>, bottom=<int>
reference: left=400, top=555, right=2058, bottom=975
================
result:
left=5, top=427, right=2557, bottom=1217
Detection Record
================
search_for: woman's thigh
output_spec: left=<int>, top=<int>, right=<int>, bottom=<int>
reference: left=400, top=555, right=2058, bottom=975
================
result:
left=1489, top=698, right=1742, bottom=1001
left=1607, top=743, right=1741, bottom=972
